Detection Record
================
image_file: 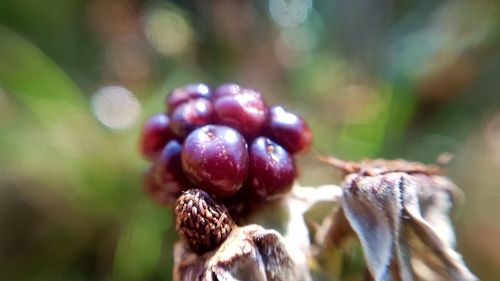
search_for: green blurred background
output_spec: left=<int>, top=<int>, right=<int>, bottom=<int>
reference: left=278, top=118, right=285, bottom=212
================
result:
left=1, top=0, right=499, bottom=280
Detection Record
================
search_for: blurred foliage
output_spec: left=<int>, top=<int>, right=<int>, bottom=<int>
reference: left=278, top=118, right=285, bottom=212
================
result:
left=0, top=0, right=500, bottom=280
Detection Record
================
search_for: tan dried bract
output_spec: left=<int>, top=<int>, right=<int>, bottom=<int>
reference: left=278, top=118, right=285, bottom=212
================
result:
left=321, top=156, right=477, bottom=281
left=173, top=224, right=295, bottom=281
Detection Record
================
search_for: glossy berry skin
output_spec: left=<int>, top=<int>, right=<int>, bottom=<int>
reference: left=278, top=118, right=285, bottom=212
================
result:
left=247, top=137, right=296, bottom=200
left=152, top=140, right=192, bottom=202
left=167, top=83, right=211, bottom=113
left=213, top=89, right=268, bottom=139
left=265, top=106, right=312, bottom=154
left=170, top=98, right=214, bottom=139
left=213, top=83, right=241, bottom=99
left=181, top=125, right=249, bottom=198
left=139, top=113, right=174, bottom=160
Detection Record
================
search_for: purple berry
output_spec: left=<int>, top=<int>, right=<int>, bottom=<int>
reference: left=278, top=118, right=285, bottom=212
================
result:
left=152, top=140, right=192, bottom=200
left=265, top=106, right=313, bottom=154
left=167, top=83, right=211, bottom=113
left=170, top=98, right=214, bottom=139
left=247, top=137, right=296, bottom=200
left=181, top=125, right=249, bottom=198
left=213, top=89, right=268, bottom=139
left=213, top=83, right=241, bottom=99
left=143, top=166, right=178, bottom=206
left=139, top=113, right=174, bottom=160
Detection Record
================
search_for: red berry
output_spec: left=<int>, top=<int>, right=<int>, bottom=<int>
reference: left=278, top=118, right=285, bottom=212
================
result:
left=213, top=83, right=241, bottom=99
left=139, top=113, right=174, bottom=160
left=143, top=166, right=178, bottom=206
left=170, top=98, right=214, bottom=139
left=153, top=140, right=192, bottom=197
left=181, top=125, right=249, bottom=198
left=265, top=106, right=312, bottom=154
left=167, top=83, right=211, bottom=113
left=213, top=89, right=268, bottom=139
left=247, top=137, right=296, bottom=200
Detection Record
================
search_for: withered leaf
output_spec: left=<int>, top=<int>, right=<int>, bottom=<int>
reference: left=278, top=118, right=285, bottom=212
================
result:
left=341, top=172, right=411, bottom=281
left=324, top=157, right=478, bottom=281
left=402, top=175, right=477, bottom=281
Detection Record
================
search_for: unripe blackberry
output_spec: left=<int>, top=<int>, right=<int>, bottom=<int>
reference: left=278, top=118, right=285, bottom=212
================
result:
left=175, top=189, right=235, bottom=253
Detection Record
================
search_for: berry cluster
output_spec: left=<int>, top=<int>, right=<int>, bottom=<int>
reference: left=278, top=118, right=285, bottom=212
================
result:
left=140, top=83, right=312, bottom=206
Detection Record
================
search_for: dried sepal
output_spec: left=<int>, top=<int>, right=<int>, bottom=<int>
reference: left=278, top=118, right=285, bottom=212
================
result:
left=173, top=224, right=296, bottom=281
left=402, top=175, right=477, bottom=280
left=276, top=184, right=343, bottom=281
left=286, top=185, right=344, bottom=280
left=323, top=157, right=477, bottom=281
left=320, top=156, right=442, bottom=176
left=175, top=189, right=235, bottom=253
left=341, top=172, right=410, bottom=281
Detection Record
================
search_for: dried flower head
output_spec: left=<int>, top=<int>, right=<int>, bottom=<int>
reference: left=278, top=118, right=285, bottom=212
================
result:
left=175, top=189, right=235, bottom=253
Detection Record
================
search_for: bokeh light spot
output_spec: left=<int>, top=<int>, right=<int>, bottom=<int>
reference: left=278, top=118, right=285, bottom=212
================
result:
left=144, top=8, right=193, bottom=56
left=91, top=86, right=141, bottom=130
left=269, top=0, right=312, bottom=27
left=275, top=27, right=315, bottom=68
